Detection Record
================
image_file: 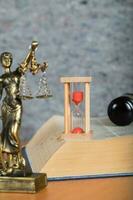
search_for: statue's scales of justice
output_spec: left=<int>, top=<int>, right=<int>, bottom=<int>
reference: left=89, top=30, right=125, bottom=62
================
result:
left=0, top=41, right=52, bottom=193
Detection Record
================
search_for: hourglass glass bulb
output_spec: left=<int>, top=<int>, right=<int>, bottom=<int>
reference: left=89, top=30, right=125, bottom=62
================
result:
left=71, top=90, right=84, bottom=134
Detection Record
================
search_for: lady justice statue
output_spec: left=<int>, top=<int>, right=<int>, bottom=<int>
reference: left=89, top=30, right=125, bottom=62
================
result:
left=0, top=41, right=48, bottom=177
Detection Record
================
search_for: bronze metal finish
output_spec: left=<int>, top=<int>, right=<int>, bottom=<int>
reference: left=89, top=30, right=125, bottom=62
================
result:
left=0, top=173, right=47, bottom=193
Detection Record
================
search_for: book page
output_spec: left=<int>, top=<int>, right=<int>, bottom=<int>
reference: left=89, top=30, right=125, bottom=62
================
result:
left=26, top=115, right=133, bottom=176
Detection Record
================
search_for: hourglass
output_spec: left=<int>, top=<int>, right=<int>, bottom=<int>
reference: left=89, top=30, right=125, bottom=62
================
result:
left=60, top=77, right=92, bottom=135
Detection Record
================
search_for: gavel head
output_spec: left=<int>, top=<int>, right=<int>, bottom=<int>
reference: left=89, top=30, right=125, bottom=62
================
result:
left=31, top=41, right=38, bottom=51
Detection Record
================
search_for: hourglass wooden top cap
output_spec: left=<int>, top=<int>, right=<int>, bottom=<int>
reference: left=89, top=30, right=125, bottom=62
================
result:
left=60, top=77, right=92, bottom=83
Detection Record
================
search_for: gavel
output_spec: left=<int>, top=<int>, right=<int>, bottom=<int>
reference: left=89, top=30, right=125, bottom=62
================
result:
left=108, top=93, right=133, bottom=126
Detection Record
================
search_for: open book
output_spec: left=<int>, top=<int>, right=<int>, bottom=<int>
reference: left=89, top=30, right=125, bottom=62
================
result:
left=25, top=115, right=133, bottom=180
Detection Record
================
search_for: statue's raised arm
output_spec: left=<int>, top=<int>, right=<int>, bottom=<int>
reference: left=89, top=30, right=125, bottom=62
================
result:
left=19, top=41, right=48, bottom=75
left=18, top=41, right=39, bottom=74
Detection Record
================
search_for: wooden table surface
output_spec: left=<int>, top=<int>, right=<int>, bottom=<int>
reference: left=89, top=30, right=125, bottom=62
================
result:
left=0, top=176, right=133, bottom=200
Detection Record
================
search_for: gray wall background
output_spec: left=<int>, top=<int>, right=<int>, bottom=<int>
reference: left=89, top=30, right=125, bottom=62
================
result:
left=0, top=0, right=133, bottom=140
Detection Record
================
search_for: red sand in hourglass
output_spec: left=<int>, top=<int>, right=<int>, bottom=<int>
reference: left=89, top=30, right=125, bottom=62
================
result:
left=72, top=91, right=83, bottom=105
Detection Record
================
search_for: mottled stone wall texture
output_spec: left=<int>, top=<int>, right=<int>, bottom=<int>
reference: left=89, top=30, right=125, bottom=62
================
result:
left=0, top=0, right=132, bottom=140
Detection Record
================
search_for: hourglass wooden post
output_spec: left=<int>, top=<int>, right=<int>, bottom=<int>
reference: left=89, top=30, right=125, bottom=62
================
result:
left=60, top=77, right=92, bottom=135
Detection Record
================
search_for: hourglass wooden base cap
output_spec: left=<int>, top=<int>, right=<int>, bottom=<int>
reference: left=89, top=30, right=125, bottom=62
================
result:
left=61, top=130, right=93, bottom=141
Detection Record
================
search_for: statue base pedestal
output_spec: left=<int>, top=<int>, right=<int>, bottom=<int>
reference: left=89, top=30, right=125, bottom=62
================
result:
left=0, top=173, right=47, bottom=193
